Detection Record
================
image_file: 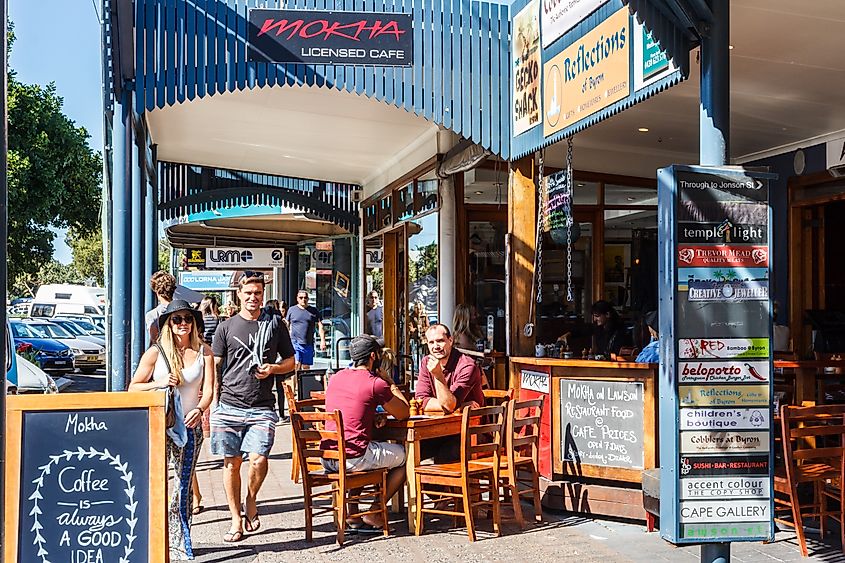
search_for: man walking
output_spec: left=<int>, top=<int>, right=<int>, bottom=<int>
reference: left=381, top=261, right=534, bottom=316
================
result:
left=210, top=272, right=296, bottom=543
left=366, top=291, right=384, bottom=338
left=145, top=270, right=176, bottom=342
left=286, top=289, right=326, bottom=370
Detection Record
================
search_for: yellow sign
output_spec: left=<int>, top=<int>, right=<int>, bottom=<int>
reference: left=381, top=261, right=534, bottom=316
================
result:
left=513, top=0, right=541, bottom=136
left=679, top=385, right=769, bottom=407
left=543, top=7, right=630, bottom=137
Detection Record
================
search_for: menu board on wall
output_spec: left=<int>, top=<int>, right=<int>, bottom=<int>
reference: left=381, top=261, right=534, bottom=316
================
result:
left=657, top=165, right=775, bottom=544
left=559, top=379, right=644, bottom=470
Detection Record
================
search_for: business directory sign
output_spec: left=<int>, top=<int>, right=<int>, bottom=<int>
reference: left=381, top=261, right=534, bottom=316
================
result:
left=657, top=165, right=775, bottom=544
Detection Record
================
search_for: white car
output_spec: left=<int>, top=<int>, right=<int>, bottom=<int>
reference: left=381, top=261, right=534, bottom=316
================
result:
left=14, top=354, right=68, bottom=393
left=23, top=320, right=105, bottom=374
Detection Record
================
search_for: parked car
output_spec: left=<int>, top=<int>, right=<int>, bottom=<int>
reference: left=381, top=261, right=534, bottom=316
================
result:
left=50, top=318, right=107, bottom=347
left=30, top=283, right=105, bottom=318
left=22, top=320, right=105, bottom=374
left=14, top=354, right=61, bottom=393
left=9, top=321, right=74, bottom=375
left=58, top=317, right=105, bottom=337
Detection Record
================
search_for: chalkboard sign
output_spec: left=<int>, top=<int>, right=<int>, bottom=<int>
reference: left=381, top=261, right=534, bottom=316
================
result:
left=559, top=379, right=644, bottom=469
left=4, top=393, right=167, bottom=563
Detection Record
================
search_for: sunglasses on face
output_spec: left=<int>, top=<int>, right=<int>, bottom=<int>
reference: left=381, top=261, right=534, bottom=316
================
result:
left=170, top=315, right=194, bottom=325
left=298, top=295, right=308, bottom=300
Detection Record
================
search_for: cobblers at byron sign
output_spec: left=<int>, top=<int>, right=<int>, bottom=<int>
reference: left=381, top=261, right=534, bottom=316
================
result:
left=248, top=9, right=413, bottom=66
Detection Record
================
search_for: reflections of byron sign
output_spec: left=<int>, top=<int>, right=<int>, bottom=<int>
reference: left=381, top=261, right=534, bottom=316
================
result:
left=4, top=393, right=167, bottom=563
left=512, top=0, right=542, bottom=135
left=248, top=9, right=413, bottom=66
left=543, top=7, right=629, bottom=137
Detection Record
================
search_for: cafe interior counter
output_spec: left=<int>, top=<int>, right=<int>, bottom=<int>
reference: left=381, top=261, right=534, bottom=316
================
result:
left=509, top=357, right=659, bottom=521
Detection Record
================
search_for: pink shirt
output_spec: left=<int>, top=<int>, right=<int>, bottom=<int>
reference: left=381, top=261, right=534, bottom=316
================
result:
left=322, top=368, right=394, bottom=458
left=415, top=349, right=484, bottom=411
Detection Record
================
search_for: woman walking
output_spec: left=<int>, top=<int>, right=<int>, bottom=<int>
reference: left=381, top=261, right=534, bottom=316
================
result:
left=129, top=300, right=214, bottom=560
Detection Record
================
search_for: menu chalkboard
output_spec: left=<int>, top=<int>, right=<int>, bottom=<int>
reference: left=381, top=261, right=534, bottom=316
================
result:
left=4, top=393, right=167, bottom=563
left=559, top=379, right=644, bottom=469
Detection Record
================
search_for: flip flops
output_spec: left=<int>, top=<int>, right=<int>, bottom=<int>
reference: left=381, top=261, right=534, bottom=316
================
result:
left=243, top=512, right=261, bottom=533
left=345, top=523, right=383, bottom=535
left=223, top=529, right=243, bottom=543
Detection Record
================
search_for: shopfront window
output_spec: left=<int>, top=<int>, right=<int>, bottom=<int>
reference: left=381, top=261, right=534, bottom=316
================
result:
left=605, top=184, right=658, bottom=206
left=468, top=220, right=507, bottom=351
left=573, top=181, right=599, bottom=205
left=408, top=212, right=438, bottom=366
left=416, top=179, right=438, bottom=214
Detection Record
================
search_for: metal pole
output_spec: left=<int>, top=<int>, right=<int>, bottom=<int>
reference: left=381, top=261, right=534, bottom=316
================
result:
left=1, top=0, right=10, bottom=554
left=700, top=1, right=730, bottom=560
left=130, top=127, right=144, bottom=372
left=110, top=88, right=132, bottom=392
left=700, top=0, right=730, bottom=168
left=144, top=166, right=156, bottom=314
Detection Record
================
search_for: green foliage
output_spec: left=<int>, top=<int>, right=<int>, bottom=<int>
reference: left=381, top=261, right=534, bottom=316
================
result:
left=159, top=241, right=172, bottom=272
left=67, top=228, right=104, bottom=285
left=11, top=260, right=85, bottom=299
left=409, top=242, right=438, bottom=282
left=8, top=73, right=102, bottom=282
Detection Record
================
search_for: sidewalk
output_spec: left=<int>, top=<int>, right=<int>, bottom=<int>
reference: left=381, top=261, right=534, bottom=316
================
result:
left=187, top=425, right=845, bottom=563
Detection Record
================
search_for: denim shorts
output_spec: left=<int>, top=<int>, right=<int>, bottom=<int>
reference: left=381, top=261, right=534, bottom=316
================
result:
left=293, top=342, right=315, bottom=365
left=209, top=401, right=278, bottom=458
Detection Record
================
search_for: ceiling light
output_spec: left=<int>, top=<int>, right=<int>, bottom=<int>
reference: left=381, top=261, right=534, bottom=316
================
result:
left=729, top=45, right=734, bottom=50
left=474, top=191, right=484, bottom=195
left=638, top=127, right=649, bottom=133
left=626, top=197, right=636, bottom=201
left=577, top=183, right=585, bottom=187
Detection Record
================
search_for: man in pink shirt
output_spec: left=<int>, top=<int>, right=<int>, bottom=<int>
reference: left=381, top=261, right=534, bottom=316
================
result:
left=415, top=323, right=484, bottom=462
left=322, top=335, right=409, bottom=529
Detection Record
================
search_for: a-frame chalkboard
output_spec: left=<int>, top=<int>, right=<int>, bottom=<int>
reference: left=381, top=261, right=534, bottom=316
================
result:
left=4, top=392, right=167, bottom=563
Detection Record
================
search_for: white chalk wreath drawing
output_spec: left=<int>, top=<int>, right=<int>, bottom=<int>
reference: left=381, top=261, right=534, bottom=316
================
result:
left=29, top=447, right=138, bottom=563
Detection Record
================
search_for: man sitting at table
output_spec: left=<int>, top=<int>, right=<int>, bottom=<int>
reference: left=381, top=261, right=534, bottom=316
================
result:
left=322, top=334, right=410, bottom=529
left=415, top=323, right=485, bottom=463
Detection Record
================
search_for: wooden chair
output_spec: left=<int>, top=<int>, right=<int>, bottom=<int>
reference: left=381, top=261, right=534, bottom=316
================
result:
left=284, top=382, right=324, bottom=484
left=482, top=388, right=513, bottom=407
left=413, top=404, right=505, bottom=542
left=500, top=398, right=544, bottom=528
left=291, top=410, right=390, bottom=545
left=775, top=404, right=845, bottom=557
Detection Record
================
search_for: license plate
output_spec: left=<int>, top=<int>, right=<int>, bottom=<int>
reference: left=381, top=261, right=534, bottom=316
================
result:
left=87, top=355, right=99, bottom=361
left=54, top=360, right=69, bottom=366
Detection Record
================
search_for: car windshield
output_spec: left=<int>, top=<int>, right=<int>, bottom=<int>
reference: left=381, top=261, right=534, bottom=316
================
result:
left=11, top=323, right=37, bottom=338
left=57, top=322, right=85, bottom=336
left=72, top=319, right=102, bottom=334
left=28, top=323, right=74, bottom=339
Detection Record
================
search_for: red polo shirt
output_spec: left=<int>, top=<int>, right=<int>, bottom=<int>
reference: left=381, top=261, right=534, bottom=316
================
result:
left=415, top=349, right=484, bottom=411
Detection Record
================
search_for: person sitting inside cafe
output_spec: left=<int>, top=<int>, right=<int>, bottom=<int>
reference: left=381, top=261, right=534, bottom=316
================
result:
left=415, top=323, right=485, bottom=462
left=321, top=334, right=410, bottom=530
left=558, top=300, right=630, bottom=360
left=635, top=310, right=660, bottom=363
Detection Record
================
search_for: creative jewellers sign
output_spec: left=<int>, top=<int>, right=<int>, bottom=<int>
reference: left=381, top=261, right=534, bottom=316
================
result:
left=543, top=7, right=629, bottom=137
left=248, top=9, right=413, bottom=66
left=686, top=280, right=769, bottom=303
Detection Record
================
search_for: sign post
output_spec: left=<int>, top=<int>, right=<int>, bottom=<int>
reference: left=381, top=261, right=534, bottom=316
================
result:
left=4, top=392, right=167, bottom=563
left=658, top=165, right=776, bottom=550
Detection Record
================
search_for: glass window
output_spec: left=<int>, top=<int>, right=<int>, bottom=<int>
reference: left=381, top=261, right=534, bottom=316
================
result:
left=468, top=220, right=507, bottom=352
left=603, top=209, right=658, bottom=317
left=395, top=183, right=414, bottom=222
left=416, top=179, right=438, bottom=214
left=364, top=203, right=379, bottom=235
left=379, top=195, right=393, bottom=230
left=605, top=184, right=658, bottom=206
left=573, top=181, right=599, bottom=205
left=408, top=212, right=438, bottom=367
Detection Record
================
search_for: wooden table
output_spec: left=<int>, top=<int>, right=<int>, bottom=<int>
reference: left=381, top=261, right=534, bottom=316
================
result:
left=376, top=413, right=463, bottom=525
left=774, top=360, right=845, bottom=405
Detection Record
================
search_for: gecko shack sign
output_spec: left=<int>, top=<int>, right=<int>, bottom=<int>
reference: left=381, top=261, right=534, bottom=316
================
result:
left=4, top=393, right=167, bottom=563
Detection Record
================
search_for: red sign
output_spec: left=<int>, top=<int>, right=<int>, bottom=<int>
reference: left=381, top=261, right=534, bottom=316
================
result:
left=677, top=245, right=768, bottom=268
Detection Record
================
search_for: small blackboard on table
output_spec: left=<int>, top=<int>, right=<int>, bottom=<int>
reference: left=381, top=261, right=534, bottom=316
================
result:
left=4, top=392, right=167, bottom=563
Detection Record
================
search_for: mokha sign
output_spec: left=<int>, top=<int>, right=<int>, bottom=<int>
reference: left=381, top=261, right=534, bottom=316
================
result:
left=248, top=9, right=413, bottom=66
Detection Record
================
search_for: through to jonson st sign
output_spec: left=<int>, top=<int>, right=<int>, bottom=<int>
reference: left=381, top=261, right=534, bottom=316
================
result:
left=248, top=9, right=413, bottom=66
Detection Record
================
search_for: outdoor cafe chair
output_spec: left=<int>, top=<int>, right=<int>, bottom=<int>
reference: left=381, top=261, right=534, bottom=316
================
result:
left=291, top=410, right=390, bottom=545
left=775, top=404, right=845, bottom=557
left=284, top=382, right=325, bottom=484
left=413, top=404, right=505, bottom=542
left=497, top=398, right=544, bottom=528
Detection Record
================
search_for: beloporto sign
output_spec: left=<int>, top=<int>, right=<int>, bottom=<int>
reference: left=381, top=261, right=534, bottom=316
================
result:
left=248, top=9, right=413, bottom=66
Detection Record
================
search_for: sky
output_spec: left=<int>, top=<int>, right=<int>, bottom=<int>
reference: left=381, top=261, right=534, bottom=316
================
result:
left=10, top=0, right=104, bottom=264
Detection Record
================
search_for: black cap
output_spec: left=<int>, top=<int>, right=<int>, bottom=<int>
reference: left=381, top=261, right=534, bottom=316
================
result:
left=349, top=335, right=382, bottom=362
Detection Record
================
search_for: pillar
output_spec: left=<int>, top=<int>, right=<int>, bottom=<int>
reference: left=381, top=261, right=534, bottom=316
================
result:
left=130, top=130, right=144, bottom=372
left=144, top=163, right=157, bottom=314
left=507, top=156, right=537, bottom=358
left=700, top=0, right=730, bottom=167
left=109, top=89, right=132, bottom=391
left=439, top=176, right=457, bottom=326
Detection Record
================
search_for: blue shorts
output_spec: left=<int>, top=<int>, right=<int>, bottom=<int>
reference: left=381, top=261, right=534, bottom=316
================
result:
left=293, top=342, right=315, bottom=365
left=209, top=401, right=278, bottom=458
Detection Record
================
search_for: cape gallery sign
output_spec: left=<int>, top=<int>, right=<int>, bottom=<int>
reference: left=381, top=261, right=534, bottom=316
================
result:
left=248, top=9, right=413, bottom=66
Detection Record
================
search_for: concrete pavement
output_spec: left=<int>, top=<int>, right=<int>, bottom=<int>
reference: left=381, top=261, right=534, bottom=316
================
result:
left=184, top=424, right=845, bottom=563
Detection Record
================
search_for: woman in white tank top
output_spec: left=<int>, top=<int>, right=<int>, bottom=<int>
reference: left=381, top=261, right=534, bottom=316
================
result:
left=129, top=300, right=214, bottom=560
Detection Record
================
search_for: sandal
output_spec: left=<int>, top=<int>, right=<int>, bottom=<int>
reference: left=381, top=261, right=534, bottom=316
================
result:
left=192, top=502, right=204, bottom=515
left=223, top=529, right=243, bottom=543
left=243, top=512, right=261, bottom=533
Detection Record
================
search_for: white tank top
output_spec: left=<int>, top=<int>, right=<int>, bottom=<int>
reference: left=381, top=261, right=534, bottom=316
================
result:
left=152, top=348, right=205, bottom=413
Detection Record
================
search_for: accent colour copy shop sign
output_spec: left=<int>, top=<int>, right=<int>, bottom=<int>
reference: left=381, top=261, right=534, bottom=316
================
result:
left=657, top=165, right=774, bottom=544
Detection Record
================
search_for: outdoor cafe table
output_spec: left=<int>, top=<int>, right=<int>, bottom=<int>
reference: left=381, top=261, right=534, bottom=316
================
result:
left=774, top=359, right=845, bottom=405
left=375, top=412, right=464, bottom=525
